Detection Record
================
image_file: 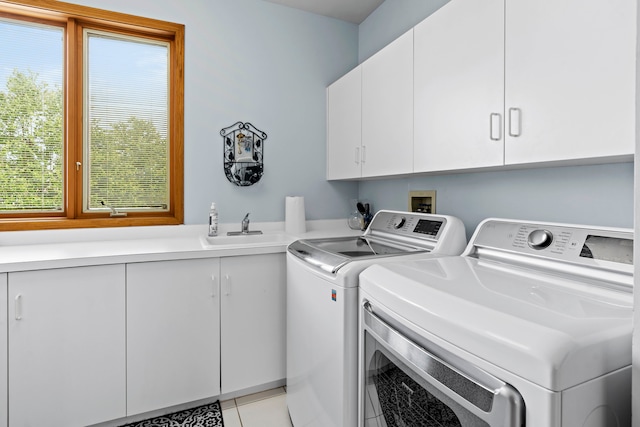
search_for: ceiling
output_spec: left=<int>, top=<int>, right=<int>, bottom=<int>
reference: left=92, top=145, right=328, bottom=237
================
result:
left=261, top=0, right=384, bottom=24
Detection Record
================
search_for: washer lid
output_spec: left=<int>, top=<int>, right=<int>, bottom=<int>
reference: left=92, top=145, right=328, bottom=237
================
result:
left=287, top=210, right=467, bottom=275
left=360, top=256, right=633, bottom=391
left=288, top=236, right=427, bottom=274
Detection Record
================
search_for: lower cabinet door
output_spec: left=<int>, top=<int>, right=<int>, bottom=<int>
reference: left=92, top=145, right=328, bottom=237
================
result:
left=8, top=265, right=126, bottom=427
left=221, top=253, right=286, bottom=395
left=0, top=274, right=6, bottom=427
left=126, top=258, right=221, bottom=415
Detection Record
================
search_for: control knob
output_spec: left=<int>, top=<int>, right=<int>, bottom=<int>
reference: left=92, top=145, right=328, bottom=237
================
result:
left=392, top=216, right=406, bottom=229
left=528, top=229, right=553, bottom=250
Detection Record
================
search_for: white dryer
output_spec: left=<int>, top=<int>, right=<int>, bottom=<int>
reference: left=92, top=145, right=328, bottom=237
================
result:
left=359, top=218, right=633, bottom=426
left=286, top=210, right=467, bottom=427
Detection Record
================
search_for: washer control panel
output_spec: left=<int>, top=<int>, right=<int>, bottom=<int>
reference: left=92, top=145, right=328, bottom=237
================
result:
left=471, top=219, right=633, bottom=266
left=368, top=210, right=446, bottom=240
left=392, top=216, right=406, bottom=229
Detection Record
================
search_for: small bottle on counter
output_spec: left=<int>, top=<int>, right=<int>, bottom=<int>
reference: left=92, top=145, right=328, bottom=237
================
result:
left=208, top=202, right=218, bottom=237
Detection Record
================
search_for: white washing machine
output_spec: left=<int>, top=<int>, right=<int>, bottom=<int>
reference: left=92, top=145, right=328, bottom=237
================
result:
left=359, top=218, right=633, bottom=426
left=286, top=210, right=467, bottom=427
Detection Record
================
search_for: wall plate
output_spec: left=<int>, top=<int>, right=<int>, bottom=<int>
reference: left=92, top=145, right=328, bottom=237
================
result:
left=409, top=190, right=436, bottom=214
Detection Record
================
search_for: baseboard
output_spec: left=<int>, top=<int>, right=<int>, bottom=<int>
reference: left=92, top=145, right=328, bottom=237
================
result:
left=219, top=378, right=287, bottom=402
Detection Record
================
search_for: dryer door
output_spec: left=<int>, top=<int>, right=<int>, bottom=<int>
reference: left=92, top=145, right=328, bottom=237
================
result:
left=361, top=301, right=525, bottom=426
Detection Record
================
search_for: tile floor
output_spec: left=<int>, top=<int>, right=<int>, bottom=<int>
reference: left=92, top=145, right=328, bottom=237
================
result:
left=221, top=387, right=293, bottom=427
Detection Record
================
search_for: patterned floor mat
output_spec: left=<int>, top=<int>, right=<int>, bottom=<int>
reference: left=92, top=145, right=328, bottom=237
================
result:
left=119, top=401, right=223, bottom=427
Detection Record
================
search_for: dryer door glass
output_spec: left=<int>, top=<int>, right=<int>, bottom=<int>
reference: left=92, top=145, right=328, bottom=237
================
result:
left=362, top=305, right=524, bottom=427
left=364, top=333, right=479, bottom=427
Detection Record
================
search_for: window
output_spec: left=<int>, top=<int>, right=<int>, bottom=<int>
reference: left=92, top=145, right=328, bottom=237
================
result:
left=0, top=19, right=63, bottom=213
left=85, top=31, right=170, bottom=213
left=0, top=0, right=184, bottom=230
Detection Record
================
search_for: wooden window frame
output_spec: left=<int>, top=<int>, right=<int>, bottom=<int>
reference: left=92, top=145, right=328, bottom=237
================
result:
left=0, top=0, right=184, bottom=231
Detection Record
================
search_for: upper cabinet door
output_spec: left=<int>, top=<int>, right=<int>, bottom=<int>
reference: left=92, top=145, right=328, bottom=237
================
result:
left=327, top=66, right=362, bottom=180
left=504, top=0, right=636, bottom=165
left=361, top=29, right=414, bottom=178
left=414, top=0, right=505, bottom=173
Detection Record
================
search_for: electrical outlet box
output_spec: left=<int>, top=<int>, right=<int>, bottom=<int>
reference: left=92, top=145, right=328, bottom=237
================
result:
left=409, top=190, right=436, bottom=214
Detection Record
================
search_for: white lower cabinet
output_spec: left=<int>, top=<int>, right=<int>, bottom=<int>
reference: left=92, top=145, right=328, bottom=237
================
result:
left=8, top=265, right=126, bottom=427
left=3, top=252, right=285, bottom=425
left=126, top=258, right=221, bottom=416
left=220, top=253, right=286, bottom=395
left=0, top=274, right=6, bottom=427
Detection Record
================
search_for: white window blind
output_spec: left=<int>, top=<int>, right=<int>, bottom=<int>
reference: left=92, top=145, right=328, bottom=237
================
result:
left=84, top=30, right=170, bottom=212
left=0, top=19, right=64, bottom=212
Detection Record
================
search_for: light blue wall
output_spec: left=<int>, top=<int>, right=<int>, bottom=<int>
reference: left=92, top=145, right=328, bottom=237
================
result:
left=67, top=0, right=360, bottom=224
left=358, top=1, right=634, bottom=238
left=359, top=163, right=634, bottom=239
left=358, top=0, right=449, bottom=63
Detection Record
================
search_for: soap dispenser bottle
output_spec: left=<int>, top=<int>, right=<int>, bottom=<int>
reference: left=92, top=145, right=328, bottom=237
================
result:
left=208, top=203, right=218, bottom=237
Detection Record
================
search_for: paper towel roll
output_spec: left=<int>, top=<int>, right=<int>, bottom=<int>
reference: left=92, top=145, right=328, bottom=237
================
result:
left=285, top=196, right=306, bottom=234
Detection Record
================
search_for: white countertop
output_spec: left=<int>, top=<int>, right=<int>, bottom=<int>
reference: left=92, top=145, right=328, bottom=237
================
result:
left=0, top=220, right=362, bottom=273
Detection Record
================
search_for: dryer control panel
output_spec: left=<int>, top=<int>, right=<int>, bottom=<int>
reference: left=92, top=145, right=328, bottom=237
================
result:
left=468, top=219, right=633, bottom=268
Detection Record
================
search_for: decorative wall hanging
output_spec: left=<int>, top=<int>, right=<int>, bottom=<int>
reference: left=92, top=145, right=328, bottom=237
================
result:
left=221, top=121, right=267, bottom=186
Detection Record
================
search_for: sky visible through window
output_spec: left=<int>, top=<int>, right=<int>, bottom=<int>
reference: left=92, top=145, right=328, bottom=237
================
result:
left=0, top=19, right=63, bottom=91
left=1, top=18, right=169, bottom=136
left=88, top=32, right=169, bottom=138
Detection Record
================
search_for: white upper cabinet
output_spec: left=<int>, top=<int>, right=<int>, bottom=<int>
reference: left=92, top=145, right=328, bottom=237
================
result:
left=328, top=0, right=635, bottom=178
left=327, top=66, right=362, bottom=180
left=504, top=0, right=635, bottom=165
left=361, top=29, right=414, bottom=177
left=414, top=0, right=505, bottom=172
left=414, top=0, right=635, bottom=173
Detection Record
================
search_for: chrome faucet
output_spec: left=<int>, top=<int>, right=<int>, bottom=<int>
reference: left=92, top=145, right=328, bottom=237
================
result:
left=227, top=212, right=263, bottom=236
left=242, top=212, right=251, bottom=234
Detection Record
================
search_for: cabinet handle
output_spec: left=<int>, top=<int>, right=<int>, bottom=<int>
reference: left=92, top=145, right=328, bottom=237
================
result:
left=223, top=274, right=231, bottom=296
left=490, top=113, right=502, bottom=141
left=355, top=147, right=360, bottom=164
left=15, top=294, right=22, bottom=320
left=361, top=145, right=366, bottom=163
left=508, top=108, right=521, bottom=137
left=211, top=274, right=217, bottom=298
